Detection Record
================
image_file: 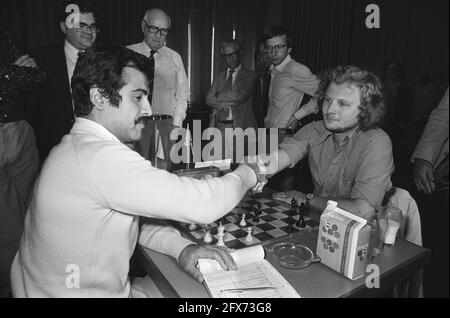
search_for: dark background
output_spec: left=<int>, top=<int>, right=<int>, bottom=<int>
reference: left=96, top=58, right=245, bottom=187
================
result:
left=1, top=0, right=448, bottom=104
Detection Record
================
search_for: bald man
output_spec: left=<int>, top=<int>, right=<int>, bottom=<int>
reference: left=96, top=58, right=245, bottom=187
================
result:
left=128, top=9, right=189, bottom=169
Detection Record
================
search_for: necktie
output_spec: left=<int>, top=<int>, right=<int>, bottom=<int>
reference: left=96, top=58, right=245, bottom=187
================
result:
left=223, top=69, right=234, bottom=91
left=219, top=69, right=235, bottom=121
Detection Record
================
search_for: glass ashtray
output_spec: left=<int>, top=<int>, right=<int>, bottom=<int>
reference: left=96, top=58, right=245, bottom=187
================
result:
left=269, top=242, right=321, bottom=269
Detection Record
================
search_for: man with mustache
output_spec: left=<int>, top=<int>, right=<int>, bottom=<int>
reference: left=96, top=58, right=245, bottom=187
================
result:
left=27, top=0, right=99, bottom=164
left=263, top=66, right=394, bottom=220
left=11, top=44, right=258, bottom=298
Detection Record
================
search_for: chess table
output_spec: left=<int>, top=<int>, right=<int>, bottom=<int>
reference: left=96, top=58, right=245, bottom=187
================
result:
left=138, top=190, right=430, bottom=298
left=170, top=193, right=319, bottom=250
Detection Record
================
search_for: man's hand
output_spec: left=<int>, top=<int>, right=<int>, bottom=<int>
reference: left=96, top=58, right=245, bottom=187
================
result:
left=178, top=244, right=237, bottom=283
left=286, top=116, right=299, bottom=130
left=414, top=158, right=435, bottom=194
left=240, top=155, right=272, bottom=193
left=273, top=190, right=306, bottom=204
left=13, top=54, right=37, bottom=68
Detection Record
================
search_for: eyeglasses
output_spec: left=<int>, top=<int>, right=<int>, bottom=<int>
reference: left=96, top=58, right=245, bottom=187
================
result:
left=143, top=21, right=170, bottom=36
left=266, top=44, right=287, bottom=52
left=221, top=51, right=240, bottom=59
left=75, top=23, right=100, bottom=34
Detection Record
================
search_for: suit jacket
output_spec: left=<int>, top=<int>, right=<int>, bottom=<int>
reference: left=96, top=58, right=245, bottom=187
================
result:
left=206, top=66, right=257, bottom=130
left=412, top=87, right=449, bottom=170
left=27, top=45, right=74, bottom=163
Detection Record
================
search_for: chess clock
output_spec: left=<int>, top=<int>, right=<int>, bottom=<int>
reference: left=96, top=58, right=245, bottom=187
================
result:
left=172, top=166, right=221, bottom=180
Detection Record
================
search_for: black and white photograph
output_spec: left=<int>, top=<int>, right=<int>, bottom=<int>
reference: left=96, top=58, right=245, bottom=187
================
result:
left=0, top=0, right=448, bottom=301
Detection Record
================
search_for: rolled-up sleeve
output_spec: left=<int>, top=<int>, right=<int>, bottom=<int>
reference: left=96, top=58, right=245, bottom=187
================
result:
left=351, top=131, right=394, bottom=209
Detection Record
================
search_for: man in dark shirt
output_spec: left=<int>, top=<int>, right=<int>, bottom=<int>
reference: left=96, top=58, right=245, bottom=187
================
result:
left=0, top=24, right=45, bottom=297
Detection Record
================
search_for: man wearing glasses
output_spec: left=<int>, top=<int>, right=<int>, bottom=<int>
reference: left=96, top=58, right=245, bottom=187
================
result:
left=263, top=26, right=320, bottom=191
left=206, top=40, right=257, bottom=163
left=128, top=8, right=190, bottom=170
left=264, top=25, right=319, bottom=131
left=27, top=0, right=99, bottom=164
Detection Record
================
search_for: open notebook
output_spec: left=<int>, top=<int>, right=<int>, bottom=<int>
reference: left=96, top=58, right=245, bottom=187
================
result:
left=197, top=245, right=300, bottom=298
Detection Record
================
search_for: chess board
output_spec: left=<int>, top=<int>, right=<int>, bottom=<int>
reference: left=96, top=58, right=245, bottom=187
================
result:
left=172, top=194, right=320, bottom=250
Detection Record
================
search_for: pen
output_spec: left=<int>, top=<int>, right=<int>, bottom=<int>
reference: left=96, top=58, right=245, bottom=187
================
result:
left=220, top=286, right=276, bottom=293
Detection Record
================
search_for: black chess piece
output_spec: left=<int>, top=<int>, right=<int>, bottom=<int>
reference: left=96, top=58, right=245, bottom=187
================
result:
left=296, top=202, right=306, bottom=228
left=289, top=198, right=297, bottom=223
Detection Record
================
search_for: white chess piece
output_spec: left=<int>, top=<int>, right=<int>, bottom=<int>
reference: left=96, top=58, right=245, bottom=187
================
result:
left=245, top=227, right=253, bottom=242
left=203, top=227, right=212, bottom=243
left=239, top=213, right=247, bottom=227
left=216, top=224, right=225, bottom=247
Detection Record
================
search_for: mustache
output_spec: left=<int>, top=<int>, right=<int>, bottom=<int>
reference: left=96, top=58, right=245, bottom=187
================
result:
left=134, top=115, right=152, bottom=125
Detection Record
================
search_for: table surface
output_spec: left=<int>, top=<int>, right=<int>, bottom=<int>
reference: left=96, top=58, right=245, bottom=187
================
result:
left=138, top=192, right=431, bottom=298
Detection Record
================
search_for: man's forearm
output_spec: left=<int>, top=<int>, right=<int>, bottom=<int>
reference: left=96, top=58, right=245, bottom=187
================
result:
left=309, top=196, right=375, bottom=220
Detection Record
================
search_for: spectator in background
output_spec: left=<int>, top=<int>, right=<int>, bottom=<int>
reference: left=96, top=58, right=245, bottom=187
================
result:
left=380, top=59, right=414, bottom=189
left=128, top=8, right=190, bottom=171
left=27, top=0, right=99, bottom=164
left=0, top=23, right=45, bottom=297
left=411, top=87, right=449, bottom=297
left=252, top=36, right=271, bottom=128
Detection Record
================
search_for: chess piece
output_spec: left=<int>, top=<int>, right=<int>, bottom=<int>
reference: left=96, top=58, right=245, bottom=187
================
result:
left=188, top=223, right=197, bottom=231
left=216, top=224, right=225, bottom=247
left=296, top=202, right=306, bottom=228
left=239, top=213, right=247, bottom=227
left=289, top=198, right=298, bottom=222
left=253, top=213, right=260, bottom=223
left=203, top=229, right=212, bottom=243
left=245, top=227, right=253, bottom=242
left=253, top=206, right=262, bottom=222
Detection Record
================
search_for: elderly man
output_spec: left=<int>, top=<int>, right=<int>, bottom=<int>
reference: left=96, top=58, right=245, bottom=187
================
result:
left=261, top=66, right=394, bottom=220
left=128, top=8, right=189, bottom=170
left=206, top=39, right=258, bottom=162
left=11, top=44, right=258, bottom=298
left=28, top=0, right=99, bottom=164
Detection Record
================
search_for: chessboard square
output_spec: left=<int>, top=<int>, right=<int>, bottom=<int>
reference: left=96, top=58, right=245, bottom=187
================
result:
left=270, top=219, right=289, bottom=228
left=272, top=212, right=289, bottom=219
left=262, top=207, right=278, bottom=214
left=279, top=225, right=300, bottom=233
left=261, top=215, right=276, bottom=222
left=256, top=223, right=276, bottom=231
left=241, top=206, right=255, bottom=212
left=227, top=240, right=247, bottom=250
left=273, top=206, right=289, bottom=212
left=226, top=223, right=241, bottom=232
left=254, top=232, right=274, bottom=242
left=225, top=215, right=237, bottom=223
left=190, top=231, right=203, bottom=240
left=252, top=226, right=264, bottom=234
left=264, top=201, right=283, bottom=207
left=266, top=228, right=288, bottom=238
left=231, top=229, right=249, bottom=239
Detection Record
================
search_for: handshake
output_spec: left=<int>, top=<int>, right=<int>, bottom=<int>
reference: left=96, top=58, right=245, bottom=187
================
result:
left=240, top=154, right=278, bottom=193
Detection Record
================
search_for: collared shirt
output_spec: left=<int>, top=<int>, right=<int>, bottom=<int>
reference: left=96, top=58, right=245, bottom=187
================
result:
left=279, top=121, right=394, bottom=209
left=127, top=41, right=190, bottom=127
left=11, top=116, right=252, bottom=297
left=265, top=55, right=319, bottom=128
left=64, top=40, right=80, bottom=87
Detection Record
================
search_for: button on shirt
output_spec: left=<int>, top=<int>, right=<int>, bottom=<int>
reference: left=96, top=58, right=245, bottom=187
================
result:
left=279, top=121, right=394, bottom=209
left=127, top=42, right=190, bottom=127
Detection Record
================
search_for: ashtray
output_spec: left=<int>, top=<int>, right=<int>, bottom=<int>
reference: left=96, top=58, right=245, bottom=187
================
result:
left=269, top=242, right=321, bottom=269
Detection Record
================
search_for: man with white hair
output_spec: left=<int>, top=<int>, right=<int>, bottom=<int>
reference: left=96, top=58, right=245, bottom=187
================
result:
left=128, top=8, right=189, bottom=170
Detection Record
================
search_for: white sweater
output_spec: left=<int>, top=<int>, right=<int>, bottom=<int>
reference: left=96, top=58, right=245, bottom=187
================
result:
left=11, top=118, right=253, bottom=297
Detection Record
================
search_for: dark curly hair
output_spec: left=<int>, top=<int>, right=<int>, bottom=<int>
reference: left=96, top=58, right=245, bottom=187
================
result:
left=316, top=65, right=386, bottom=131
left=71, top=43, right=153, bottom=117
